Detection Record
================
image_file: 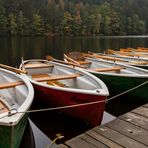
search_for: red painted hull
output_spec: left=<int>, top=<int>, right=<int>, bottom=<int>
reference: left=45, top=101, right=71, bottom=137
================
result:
left=33, top=84, right=106, bottom=126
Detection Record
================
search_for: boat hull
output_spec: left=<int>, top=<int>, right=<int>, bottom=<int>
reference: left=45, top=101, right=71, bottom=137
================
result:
left=93, top=73, right=148, bottom=101
left=134, top=65, right=148, bottom=70
left=33, top=84, right=106, bottom=127
left=0, top=114, right=28, bottom=148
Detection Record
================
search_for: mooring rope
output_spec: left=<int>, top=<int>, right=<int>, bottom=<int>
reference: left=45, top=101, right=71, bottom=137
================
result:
left=0, top=80, right=148, bottom=119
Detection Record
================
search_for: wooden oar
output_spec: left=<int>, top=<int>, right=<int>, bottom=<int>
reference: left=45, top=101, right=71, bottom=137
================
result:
left=105, top=49, right=148, bottom=57
left=0, top=64, right=27, bottom=74
left=84, top=53, right=126, bottom=62
left=46, top=55, right=85, bottom=68
left=63, top=54, right=80, bottom=65
left=0, top=81, right=24, bottom=90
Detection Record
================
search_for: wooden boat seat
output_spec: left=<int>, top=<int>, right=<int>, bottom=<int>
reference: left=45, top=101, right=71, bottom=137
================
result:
left=0, top=81, right=23, bottom=90
left=77, top=61, right=92, bottom=65
left=25, top=63, right=54, bottom=69
left=32, top=73, right=81, bottom=82
left=0, top=95, right=10, bottom=113
left=31, top=74, right=66, bottom=87
left=90, top=66, right=125, bottom=72
left=47, top=81, right=66, bottom=87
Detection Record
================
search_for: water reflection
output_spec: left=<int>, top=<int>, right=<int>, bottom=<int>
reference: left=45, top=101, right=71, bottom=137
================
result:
left=0, top=36, right=148, bottom=66
left=105, top=95, right=147, bottom=117
left=20, top=120, right=35, bottom=148
left=29, top=99, right=93, bottom=145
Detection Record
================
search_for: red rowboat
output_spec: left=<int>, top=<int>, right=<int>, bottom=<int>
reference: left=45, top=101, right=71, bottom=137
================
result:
left=20, top=59, right=109, bottom=126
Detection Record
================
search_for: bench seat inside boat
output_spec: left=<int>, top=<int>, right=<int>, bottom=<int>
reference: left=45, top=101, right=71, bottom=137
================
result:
left=24, top=63, right=54, bottom=69
left=31, top=73, right=81, bottom=87
left=77, top=61, right=92, bottom=65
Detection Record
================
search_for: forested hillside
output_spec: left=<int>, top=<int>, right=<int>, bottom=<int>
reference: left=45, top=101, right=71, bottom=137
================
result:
left=0, top=0, right=147, bottom=36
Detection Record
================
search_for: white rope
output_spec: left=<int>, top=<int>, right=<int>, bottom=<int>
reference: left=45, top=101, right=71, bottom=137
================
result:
left=0, top=80, right=148, bottom=119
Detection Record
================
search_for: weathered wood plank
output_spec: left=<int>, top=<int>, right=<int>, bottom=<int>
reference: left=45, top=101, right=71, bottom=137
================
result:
left=93, top=125, right=147, bottom=148
left=86, top=129, right=123, bottom=148
left=105, top=118, right=148, bottom=146
left=65, top=133, right=108, bottom=148
left=25, top=63, right=54, bottom=69
left=119, top=112, right=148, bottom=130
left=62, top=104, right=148, bottom=148
left=131, top=106, right=148, bottom=118
left=142, top=103, right=148, bottom=108
left=32, top=73, right=81, bottom=82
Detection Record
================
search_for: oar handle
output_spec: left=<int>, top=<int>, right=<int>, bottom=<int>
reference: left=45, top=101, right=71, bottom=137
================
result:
left=54, top=58, right=85, bottom=68
left=63, top=54, right=86, bottom=68
left=64, top=54, right=80, bottom=65
left=0, top=64, right=27, bottom=74
left=84, top=53, right=126, bottom=62
left=46, top=55, right=85, bottom=68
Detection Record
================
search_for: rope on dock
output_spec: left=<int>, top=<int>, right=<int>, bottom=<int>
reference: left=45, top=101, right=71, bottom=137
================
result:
left=0, top=80, right=148, bottom=119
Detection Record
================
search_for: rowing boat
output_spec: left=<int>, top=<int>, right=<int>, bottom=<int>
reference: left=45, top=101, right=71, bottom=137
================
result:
left=87, top=52, right=148, bottom=70
left=19, top=59, right=109, bottom=126
left=106, top=49, right=148, bottom=59
left=64, top=52, right=148, bottom=101
left=0, top=66, right=34, bottom=148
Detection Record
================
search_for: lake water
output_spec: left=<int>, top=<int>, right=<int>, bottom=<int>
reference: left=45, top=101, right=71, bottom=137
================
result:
left=1, top=35, right=148, bottom=66
left=0, top=35, right=147, bottom=147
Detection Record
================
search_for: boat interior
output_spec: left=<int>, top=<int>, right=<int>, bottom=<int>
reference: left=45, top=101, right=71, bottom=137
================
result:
left=64, top=52, right=148, bottom=75
left=97, top=53, right=148, bottom=64
left=23, top=60, right=104, bottom=91
left=84, top=58, right=148, bottom=75
left=0, top=69, right=28, bottom=116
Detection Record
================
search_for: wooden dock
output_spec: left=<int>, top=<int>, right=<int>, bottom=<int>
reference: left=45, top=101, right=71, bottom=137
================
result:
left=57, top=103, right=148, bottom=148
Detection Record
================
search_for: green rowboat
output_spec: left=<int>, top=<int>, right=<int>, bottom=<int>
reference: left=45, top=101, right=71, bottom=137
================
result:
left=64, top=54, right=148, bottom=101
left=0, top=67, right=34, bottom=148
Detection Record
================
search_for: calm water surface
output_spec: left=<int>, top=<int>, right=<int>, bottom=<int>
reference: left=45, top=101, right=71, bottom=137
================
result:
left=1, top=35, right=148, bottom=66
left=0, top=36, right=147, bottom=147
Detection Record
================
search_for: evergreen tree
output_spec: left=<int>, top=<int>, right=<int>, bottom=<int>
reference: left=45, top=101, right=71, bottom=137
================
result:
left=0, top=4, right=7, bottom=35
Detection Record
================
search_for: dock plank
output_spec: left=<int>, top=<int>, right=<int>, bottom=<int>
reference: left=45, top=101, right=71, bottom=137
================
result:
left=119, top=112, right=148, bottom=130
left=86, top=129, right=123, bottom=148
left=131, top=106, right=148, bottom=118
left=61, top=104, right=148, bottom=148
left=143, top=104, right=148, bottom=108
left=105, top=118, right=148, bottom=146
left=93, top=125, right=147, bottom=148
left=65, top=133, right=108, bottom=148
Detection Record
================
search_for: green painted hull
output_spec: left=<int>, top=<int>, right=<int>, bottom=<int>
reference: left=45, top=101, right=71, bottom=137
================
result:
left=135, top=65, right=148, bottom=70
left=0, top=114, right=28, bottom=148
left=93, top=73, right=148, bottom=101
